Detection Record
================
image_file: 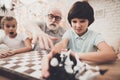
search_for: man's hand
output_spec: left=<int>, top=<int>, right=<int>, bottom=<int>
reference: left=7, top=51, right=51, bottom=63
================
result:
left=36, top=33, right=58, bottom=50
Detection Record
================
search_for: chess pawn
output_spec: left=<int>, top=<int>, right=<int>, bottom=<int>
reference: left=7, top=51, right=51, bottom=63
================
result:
left=64, top=50, right=74, bottom=74
left=50, top=57, right=59, bottom=67
left=59, top=51, right=66, bottom=67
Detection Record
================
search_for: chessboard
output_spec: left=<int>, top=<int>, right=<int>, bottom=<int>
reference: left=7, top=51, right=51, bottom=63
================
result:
left=0, top=51, right=47, bottom=80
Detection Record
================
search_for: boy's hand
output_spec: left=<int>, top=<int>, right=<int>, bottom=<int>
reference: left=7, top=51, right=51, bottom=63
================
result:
left=41, top=69, right=50, bottom=79
left=41, top=54, right=53, bottom=79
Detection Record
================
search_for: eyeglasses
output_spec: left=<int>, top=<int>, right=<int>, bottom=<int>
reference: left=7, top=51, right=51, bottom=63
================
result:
left=48, top=14, right=62, bottom=22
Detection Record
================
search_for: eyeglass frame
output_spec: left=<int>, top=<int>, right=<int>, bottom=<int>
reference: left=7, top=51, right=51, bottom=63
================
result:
left=47, top=14, right=62, bottom=22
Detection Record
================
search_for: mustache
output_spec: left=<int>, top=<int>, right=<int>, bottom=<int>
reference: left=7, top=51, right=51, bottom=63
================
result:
left=50, top=24, right=56, bottom=27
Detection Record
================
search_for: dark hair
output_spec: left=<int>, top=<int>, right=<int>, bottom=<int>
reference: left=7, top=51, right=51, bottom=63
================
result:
left=68, top=1, right=94, bottom=26
left=1, top=16, right=17, bottom=29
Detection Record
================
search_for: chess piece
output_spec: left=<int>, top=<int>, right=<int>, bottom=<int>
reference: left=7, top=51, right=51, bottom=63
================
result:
left=48, top=51, right=76, bottom=80
left=64, top=50, right=74, bottom=74
left=59, top=51, right=66, bottom=67
left=50, top=57, right=59, bottom=67
left=74, top=53, right=85, bottom=73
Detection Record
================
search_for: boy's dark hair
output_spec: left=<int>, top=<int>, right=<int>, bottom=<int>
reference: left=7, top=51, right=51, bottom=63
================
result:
left=1, top=16, right=17, bottom=29
left=68, top=1, right=94, bottom=26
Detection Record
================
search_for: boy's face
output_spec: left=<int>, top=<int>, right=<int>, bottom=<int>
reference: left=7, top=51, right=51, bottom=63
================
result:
left=71, top=18, right=89, bottom=36
left=3, top=20, right=17, bottom=38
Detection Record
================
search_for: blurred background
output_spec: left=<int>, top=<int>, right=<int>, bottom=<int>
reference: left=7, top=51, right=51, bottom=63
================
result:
left=0, top=0, right=120, bottom=52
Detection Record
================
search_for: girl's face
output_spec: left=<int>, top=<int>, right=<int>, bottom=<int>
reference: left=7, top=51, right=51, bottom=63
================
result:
left=3, top=20, right=17, bottom=38
left=71, top=18, right=89, bottom=36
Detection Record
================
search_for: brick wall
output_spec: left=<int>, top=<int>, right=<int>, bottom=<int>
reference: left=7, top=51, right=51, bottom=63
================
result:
left=88, top=0, right=120, bottom=52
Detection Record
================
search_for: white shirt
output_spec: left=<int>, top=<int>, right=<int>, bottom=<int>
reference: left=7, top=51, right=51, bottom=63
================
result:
left=0, top=31, right=29, bottom=50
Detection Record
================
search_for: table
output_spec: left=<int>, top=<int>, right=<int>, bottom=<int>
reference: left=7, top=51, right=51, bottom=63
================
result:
left=0, top=51, right=120, bottom=80
left=0, top=51, right=45, bottom=80
left=95, top=56, right=120, bottom=80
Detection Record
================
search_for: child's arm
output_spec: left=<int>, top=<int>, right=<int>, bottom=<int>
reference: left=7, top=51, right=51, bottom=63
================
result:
left=41, top=38, right=69, bottom=78
left=77, top=42, right=117, bottom=63
left=7, top=38, right=32, bottom=55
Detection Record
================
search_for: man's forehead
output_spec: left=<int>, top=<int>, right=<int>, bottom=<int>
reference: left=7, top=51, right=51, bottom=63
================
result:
left=48, top=9, right=62, bottom=16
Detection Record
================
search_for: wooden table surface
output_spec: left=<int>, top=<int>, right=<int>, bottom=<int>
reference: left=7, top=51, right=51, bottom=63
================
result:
left=95, top=57, right=120, bottom=80
left=0, top=51, right=120, bottom=80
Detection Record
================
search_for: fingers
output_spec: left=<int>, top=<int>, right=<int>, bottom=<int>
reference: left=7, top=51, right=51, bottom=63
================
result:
left=32, top=36, right=38, bottom=44
left=48, top=37, right=54, bottom=49
left=42, top=36, right=50, bottom=50
left=41, top=55, right=50, bottom=78
left=38, top=34, right=54, bottom=50
left=0, top=53, right=8, bottom=58
left=39, top=35, right=45, bottom=49
left=42, top=70, right=50, bottom=79
left=6, top=51, right=15, bottom=56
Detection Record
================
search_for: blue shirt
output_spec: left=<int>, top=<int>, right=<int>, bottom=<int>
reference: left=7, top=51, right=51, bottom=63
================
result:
left=62, top=28, right=105, bottom=53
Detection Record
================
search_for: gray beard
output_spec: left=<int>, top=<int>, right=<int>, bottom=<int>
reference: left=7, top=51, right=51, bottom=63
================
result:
left=48, top=24, right=59, bottom=31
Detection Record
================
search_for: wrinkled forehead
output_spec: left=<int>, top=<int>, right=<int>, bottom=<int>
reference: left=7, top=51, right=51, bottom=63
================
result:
left=48, top=9, right=62, bottom=17
left=4, top=20, right=17, bottom=25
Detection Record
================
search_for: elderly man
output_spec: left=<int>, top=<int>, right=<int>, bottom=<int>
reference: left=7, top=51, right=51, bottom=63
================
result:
left=33, top=7, right=65, bottom=51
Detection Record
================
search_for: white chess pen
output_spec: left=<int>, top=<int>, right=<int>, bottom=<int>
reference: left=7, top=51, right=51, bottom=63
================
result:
left=64, top=50, right=74, bottom=74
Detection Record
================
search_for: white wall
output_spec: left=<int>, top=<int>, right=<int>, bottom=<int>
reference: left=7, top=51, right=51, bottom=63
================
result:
left=88, top=0, right=120, bottom=52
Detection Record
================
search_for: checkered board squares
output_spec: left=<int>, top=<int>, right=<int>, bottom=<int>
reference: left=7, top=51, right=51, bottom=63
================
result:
left=0, top=51, right=45, bottom=80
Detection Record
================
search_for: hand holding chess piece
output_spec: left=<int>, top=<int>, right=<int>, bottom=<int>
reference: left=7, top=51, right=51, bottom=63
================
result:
left=48, top=50, right=107, bottom=80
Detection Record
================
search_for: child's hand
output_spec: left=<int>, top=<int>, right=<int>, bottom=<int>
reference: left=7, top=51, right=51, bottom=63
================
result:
left=0, top=53, right=8, bottom=58
left=6, top=51, right=16, bottom=56
left=41, top=55, right=51, bottom=79
left=41, top=69, right=50, bottom=79
left=70, top=50, right=76, bottom=57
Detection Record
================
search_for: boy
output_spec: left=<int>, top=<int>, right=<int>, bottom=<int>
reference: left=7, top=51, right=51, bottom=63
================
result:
left=41, top=1, right=117, bottom=78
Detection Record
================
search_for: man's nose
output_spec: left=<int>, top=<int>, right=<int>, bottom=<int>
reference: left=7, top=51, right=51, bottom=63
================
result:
left=51, top=18, right=56, bottom=22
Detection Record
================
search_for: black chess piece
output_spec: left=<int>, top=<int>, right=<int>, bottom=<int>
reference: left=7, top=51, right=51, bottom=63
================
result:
left=47, top=53, right=77, bottom=80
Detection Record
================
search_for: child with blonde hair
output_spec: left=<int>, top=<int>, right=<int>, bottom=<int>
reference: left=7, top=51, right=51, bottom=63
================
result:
left=0, top=16, right=32, bottom=58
